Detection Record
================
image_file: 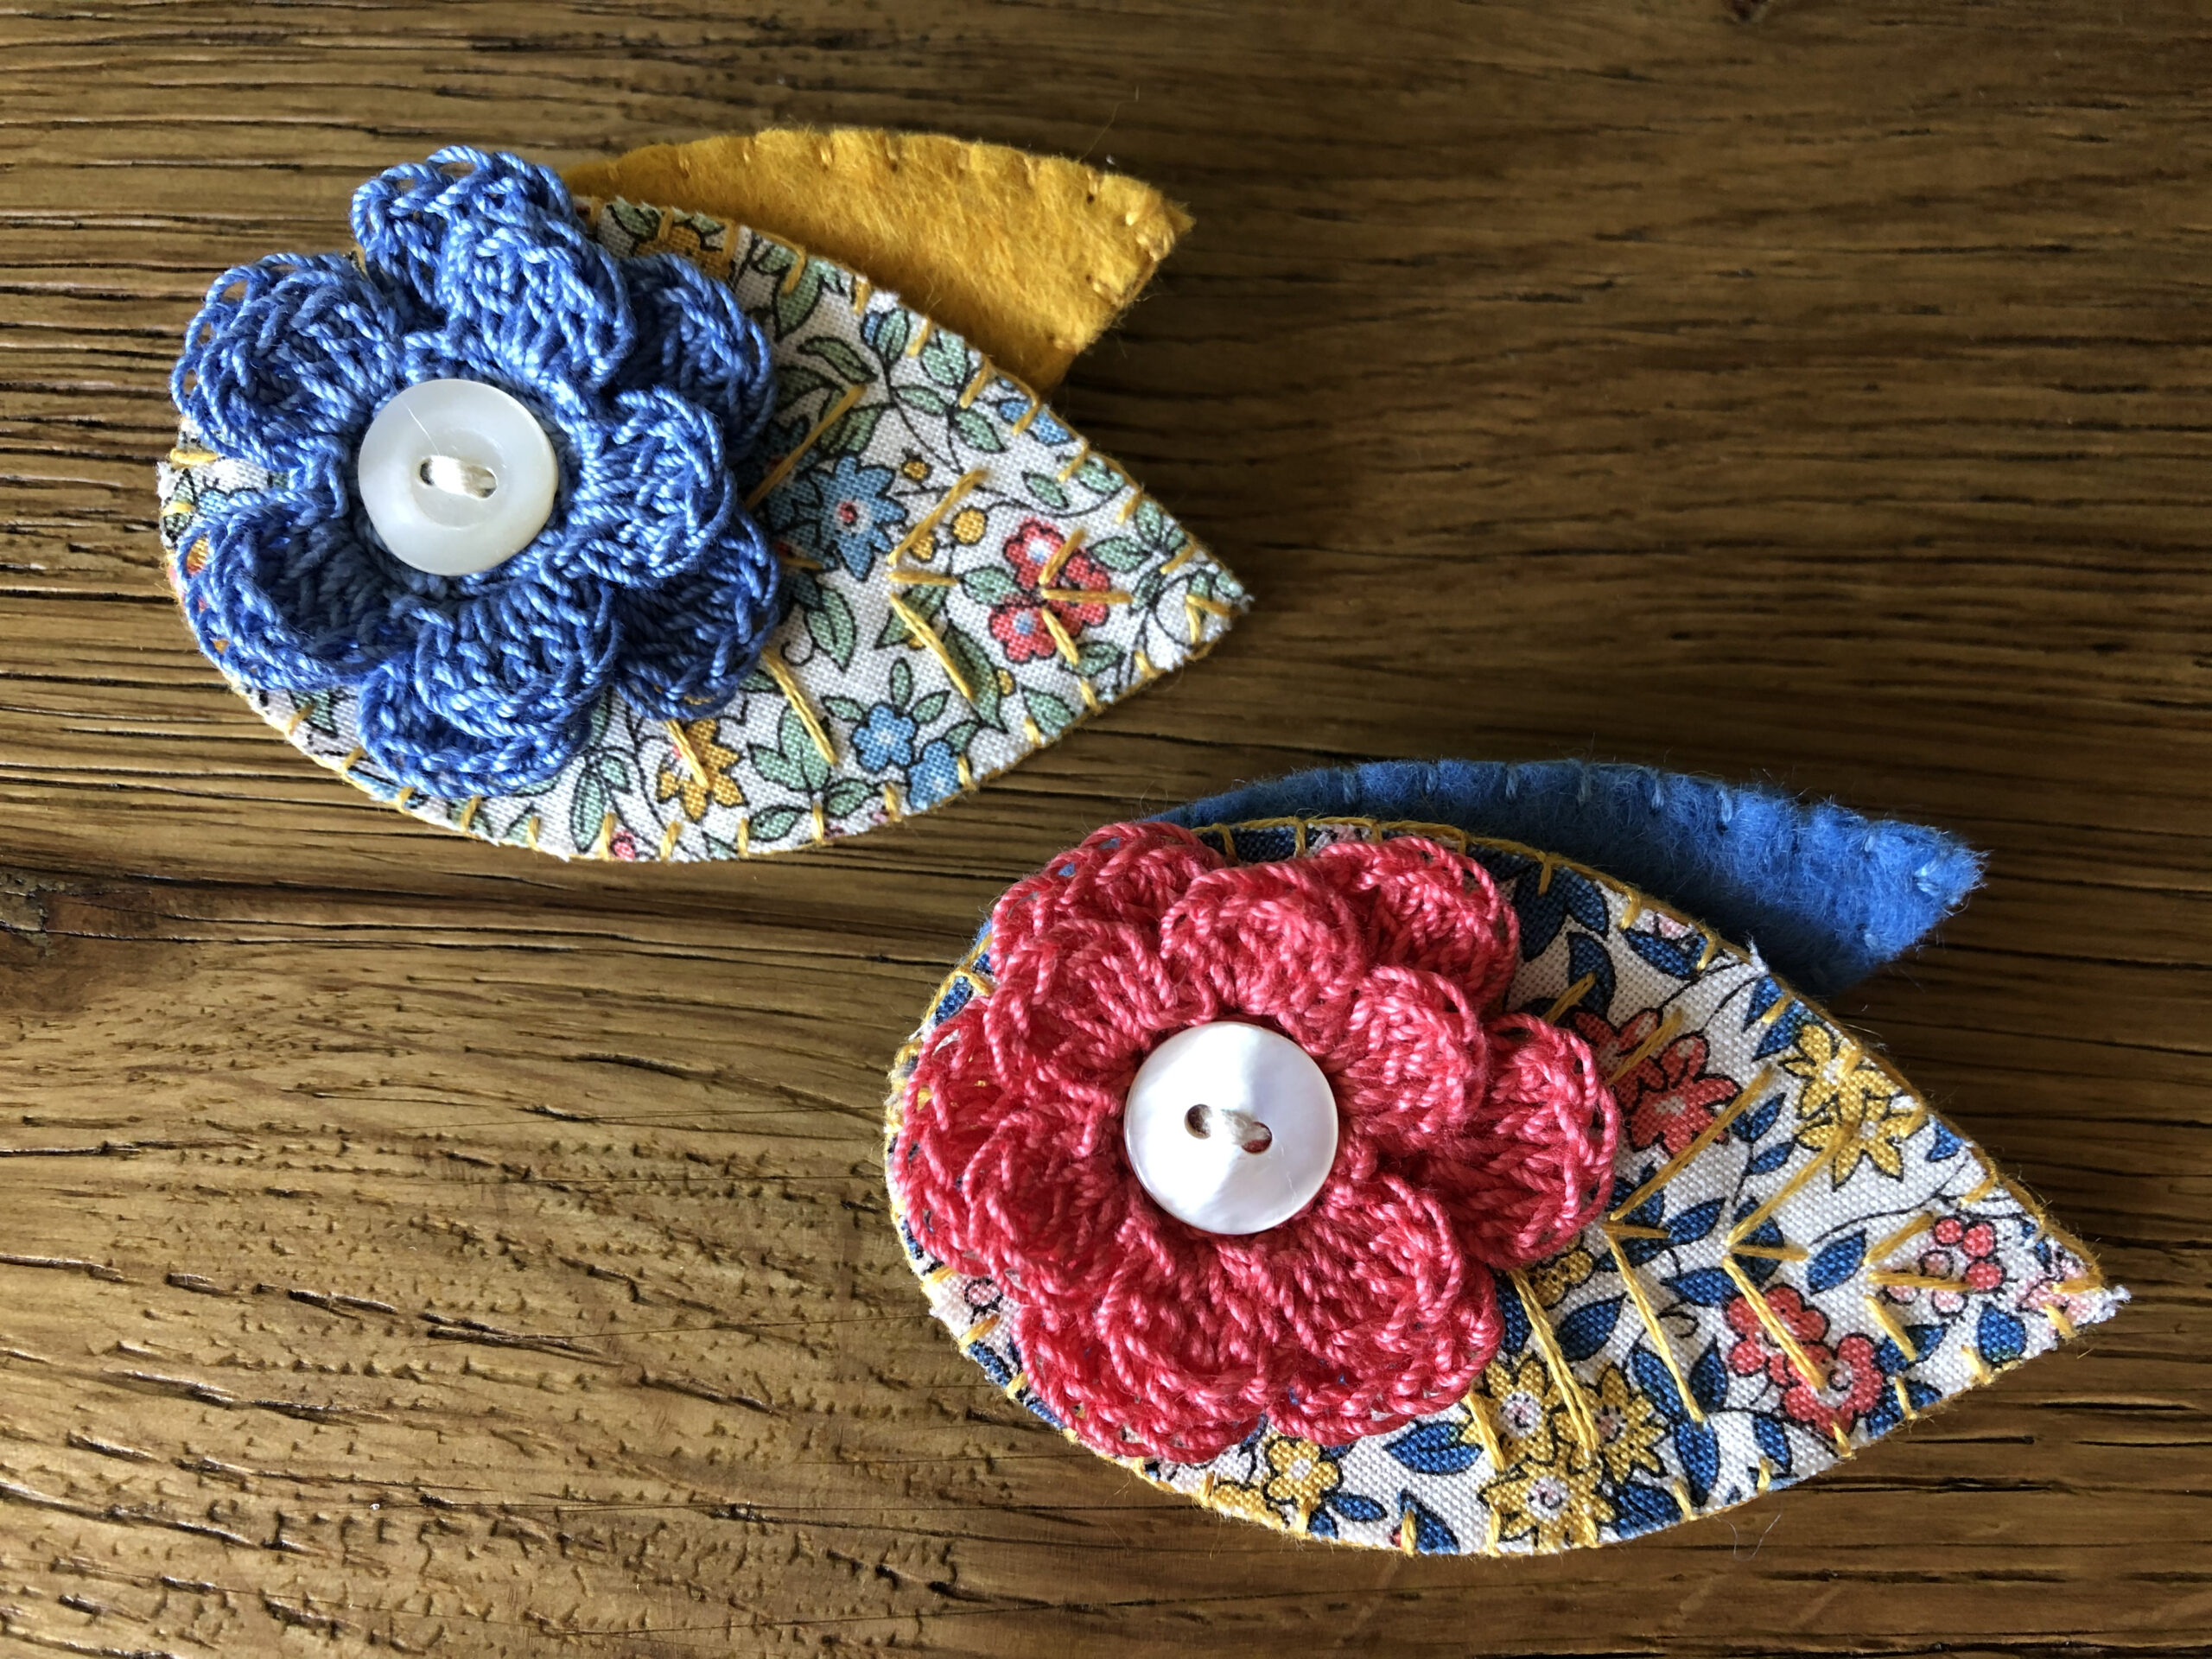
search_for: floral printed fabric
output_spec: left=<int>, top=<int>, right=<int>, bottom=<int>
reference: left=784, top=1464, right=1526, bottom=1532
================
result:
left=156, top=200, right=1246, bottom=860
left=886, top=818, right=2127, bottom=1554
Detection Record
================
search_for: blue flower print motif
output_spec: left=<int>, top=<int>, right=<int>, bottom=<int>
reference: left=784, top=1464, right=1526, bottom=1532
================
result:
left=763, top=452, right=905, bottom=580
left=908, top=738, right=963, bottom=810
left=168, top=147, right=780, bottom=798
left=851, top=702, right=918, bottom=773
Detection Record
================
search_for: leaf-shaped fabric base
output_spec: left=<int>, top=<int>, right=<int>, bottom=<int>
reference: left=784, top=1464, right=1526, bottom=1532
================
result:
left=884, top=816, right=2126, bottom=1555
left=156, top=200, right=1245, bottom=861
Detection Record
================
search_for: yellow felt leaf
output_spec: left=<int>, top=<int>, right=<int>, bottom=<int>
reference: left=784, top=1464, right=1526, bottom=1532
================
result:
left=564, top=129, right=1191, bottom=392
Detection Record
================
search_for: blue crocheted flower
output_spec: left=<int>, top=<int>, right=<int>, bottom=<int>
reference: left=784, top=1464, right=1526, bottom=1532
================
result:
left=169, top=147, right=781, bottom=798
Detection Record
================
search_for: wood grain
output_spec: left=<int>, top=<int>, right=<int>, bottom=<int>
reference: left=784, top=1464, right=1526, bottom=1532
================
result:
left=1, top=2, right=2207, bottom=1653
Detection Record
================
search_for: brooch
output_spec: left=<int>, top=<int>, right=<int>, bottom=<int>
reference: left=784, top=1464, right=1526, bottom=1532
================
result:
left=158, top=134, right=1243, bottom=859
left=885, top=762, right=2125, bottom=1552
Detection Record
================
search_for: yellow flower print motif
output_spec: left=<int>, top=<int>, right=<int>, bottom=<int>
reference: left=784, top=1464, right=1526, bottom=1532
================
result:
left=950, top=505, right=989, bottom=545
left=1526, top=1245, right=1597, bottom=1311
left=1476, top=1351, right=1570, bottom=1467
left=1259, top=1434, right=1341, bottom=1527
left=657, top=719, right=744, bottom=822
left=1201, top=1473, right=1280, bottom=1529
left=1783, top=1021, right=1916, bottom=1183
left=1480, top=1429, right=1611, bottom=1554
left=1588, top=1364, right=1665, bottom=1484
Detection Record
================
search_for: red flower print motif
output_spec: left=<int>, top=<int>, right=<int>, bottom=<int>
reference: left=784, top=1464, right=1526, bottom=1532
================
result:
left=1727, top=1287, right=1884, bottom=1432
left=1779, top=1332, right=1884, bottom=1433
left=1563, top=1007, right=1662, bottom=1084
left=1884, top=1214, right=2004, bottom=1314
left=988, top=519, right=1116, bottom=664
left=607, top=827, right=639, bottom=861
left=1611, top=1031, right=1738, bottom=1157
left=988, top=601, right=1059, bottom=663
left=891, top=823, right=1621, bottom=1461
left=1726, top=1285, right=1830, bottom=1386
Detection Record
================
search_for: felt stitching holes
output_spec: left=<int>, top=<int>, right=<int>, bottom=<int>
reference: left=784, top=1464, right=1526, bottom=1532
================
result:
left=169, top=146, right=779, bottom=799
left=888, top=822, right=1620, bottom=1461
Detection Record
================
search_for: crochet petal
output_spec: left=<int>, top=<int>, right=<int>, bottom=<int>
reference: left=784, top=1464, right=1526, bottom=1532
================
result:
left=1157, top=857, right=1367, bottom=1046
left=174, top=253, right=404, bottom=472
left=179, top=462, right=412, bottom=689
left=979, top=915, right=1215, bottom=1092
left=352, top=146, right=574, bottom=321
left=897, top=1008, right=1135, bottom=1296
left=607, top=523, right=782, bottom=719
left=1325, top=963, right=1491, bottom=1155
left=988, top=822, right=1223, bottom=964
left=353, top=656, right=591, bottom=799
left=390, top=568, right=618, bottom=753
left=562, top=386, right=736, bottom=587
left=1422, top=1013, right=1618, bottom=1266
left=429, top=164, right=635, bottom=391
left=1310, top=836, right=1518, bottom=1013
left=1018, top=1169, right=1499, bottom=1459
left=616, top=252, right=777, bottom=454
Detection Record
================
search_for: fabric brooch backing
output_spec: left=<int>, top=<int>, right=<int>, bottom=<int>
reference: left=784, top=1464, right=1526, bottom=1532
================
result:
left=883, top=772, right=2125, bottom=1554
left=157, top=140, right=1244, bottom=861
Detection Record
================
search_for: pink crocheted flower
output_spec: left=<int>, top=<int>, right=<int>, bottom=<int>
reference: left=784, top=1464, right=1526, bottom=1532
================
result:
left=891, top=823, right=1620, bottom=1461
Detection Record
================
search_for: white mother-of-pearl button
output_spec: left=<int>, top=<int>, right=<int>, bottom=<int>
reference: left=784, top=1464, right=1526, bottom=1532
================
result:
left=1122, top=1021, right=1339, bottom=1236
left=356, top=378, right=558, bottom=576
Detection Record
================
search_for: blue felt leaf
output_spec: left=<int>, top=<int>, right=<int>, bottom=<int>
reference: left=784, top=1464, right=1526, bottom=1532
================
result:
left=1630, top=1344, right=1686, bottom=1421
left=1977, top=1305, right=2028, bottom=1367
left=1567, top=931, right=1617, bottom=1022
left=1554, top=1296, right=1624, bottom=1363
left=1669, top=1199, right=1724, bottom=1246
left=1675, top=1420, right=1720, bottom=1503
left=1688, top=1339, right=1729, bottom=1414
left=1624, top=928, right=1699, bottom=979
left=1328, top=1491, right=1386, bottom=1523
left=1611, top=1480, right=1681, bottom=1539
left=1556, top=867, right=1608, bottom=932
left=1497, top=1274, right=1532, bottom=1355
left=1806, top=1230, right=1867, bottom=1293
left=1747, top=1141, right=1794, bottom=1176
left=1665, top=1268, right=1737, bottom=1307
left=1397, top=1492, right=1460, bottom=1554
left=1752, top=1412, right=1793, bottom=1474
left=1384, top=1421, right=1482, bottom=1476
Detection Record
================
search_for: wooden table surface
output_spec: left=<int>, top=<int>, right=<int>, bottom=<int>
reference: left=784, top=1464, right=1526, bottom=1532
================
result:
left=1, top=3, right=2206, bottom=1655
